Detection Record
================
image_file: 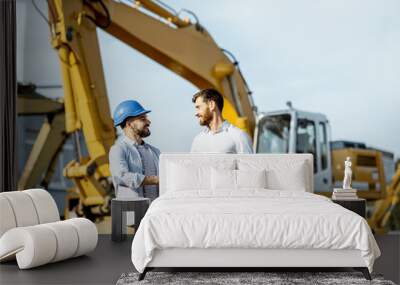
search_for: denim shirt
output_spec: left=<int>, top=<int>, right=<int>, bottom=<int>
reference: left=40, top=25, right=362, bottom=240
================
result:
left=109, top=135, right=160, bottom=199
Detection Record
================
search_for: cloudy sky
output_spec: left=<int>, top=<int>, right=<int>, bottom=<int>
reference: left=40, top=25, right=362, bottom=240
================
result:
left=98, top=0, right=400, bottom=156
left=19, top=0, right=400, bottom=156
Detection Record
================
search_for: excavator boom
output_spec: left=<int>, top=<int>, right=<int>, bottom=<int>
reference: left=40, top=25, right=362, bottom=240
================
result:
left=46, top=0, right=256, bottom=215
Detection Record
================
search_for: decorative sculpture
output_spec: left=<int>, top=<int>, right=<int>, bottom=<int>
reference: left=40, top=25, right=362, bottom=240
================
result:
left=343, top=157, right=352, bottom=190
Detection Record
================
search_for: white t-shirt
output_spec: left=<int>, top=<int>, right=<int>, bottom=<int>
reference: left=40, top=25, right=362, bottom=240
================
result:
left=190, top=121, right=253, bottom=153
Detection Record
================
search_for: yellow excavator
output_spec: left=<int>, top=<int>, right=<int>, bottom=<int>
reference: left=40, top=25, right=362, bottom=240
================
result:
left=369, top=165, right=400, bottom=233
left=17, top=83, right=66, bottom=191
left=43, top=0, right=256, bottom=218
left=21, top=0, right=398, bottom=231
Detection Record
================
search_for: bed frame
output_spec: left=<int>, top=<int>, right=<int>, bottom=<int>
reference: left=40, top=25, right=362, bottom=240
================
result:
left=139, top=248, right=371, bottom=280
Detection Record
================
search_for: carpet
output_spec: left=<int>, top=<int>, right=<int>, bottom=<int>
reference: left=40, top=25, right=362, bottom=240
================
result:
left=116, top=271, right=396, bottom=285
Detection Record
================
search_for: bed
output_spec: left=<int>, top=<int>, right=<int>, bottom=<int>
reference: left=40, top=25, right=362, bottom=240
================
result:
left=131, top=153, right=380, bottom=280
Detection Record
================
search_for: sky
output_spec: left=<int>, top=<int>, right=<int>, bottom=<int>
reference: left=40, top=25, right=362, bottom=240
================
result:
left=19, top=0, right=400, bottom=157
left=98, top=0, right=400, bottom=156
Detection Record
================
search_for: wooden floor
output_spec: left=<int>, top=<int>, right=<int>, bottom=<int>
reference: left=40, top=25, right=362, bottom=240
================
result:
left=0, top=233, right=399, bottom=285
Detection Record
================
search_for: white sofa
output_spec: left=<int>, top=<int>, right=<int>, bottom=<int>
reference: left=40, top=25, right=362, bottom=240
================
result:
left=0, top=189, right=98, bottom=269
left=131, top=153, right=379, bottom=281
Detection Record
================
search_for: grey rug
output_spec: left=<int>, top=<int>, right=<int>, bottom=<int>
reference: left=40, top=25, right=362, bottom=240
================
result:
left=116, top=271, right=396, bottom=285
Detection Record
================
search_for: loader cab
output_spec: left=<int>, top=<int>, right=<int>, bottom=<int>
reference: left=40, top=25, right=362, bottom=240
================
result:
left=254, top=107, right=332, bottom=192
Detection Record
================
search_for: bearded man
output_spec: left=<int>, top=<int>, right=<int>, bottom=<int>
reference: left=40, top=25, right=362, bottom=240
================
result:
left=191, top=88, right=253, bottom=154
left=109, top=100, right=160, bottom=200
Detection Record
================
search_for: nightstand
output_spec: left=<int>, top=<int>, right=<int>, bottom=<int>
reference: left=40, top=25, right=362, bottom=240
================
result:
left=332, top=198, right=366, bottom=218
left=111, top=198, right=150, bottom=242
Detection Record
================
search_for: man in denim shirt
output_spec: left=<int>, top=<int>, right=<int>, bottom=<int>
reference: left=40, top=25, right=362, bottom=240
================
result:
left=109, top=100, right=160, bottom=201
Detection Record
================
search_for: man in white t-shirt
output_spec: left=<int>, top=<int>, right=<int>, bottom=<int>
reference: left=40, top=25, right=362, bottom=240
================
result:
left=190, top=88, right=253, bottom=153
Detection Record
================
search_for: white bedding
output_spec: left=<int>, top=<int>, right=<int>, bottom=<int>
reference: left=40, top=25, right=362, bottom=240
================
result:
left=131, top=190, right=380, bottom=273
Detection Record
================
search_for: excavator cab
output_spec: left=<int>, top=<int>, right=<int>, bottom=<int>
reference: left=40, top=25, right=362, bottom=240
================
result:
left=254, top=105, right=332, bottom=192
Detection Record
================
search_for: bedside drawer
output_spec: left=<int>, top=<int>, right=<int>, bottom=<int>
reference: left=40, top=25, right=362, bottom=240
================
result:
left=332, top=199, right=366, bottom=218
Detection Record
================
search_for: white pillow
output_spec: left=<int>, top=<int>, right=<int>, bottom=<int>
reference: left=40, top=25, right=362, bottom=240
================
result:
left=211, top=168, right=268, bottom=190
left=166, top=159, right=236, bottom=192
left=211, top=168, right=236, bottom=190
left=236, top=169, right=267, bottom=189
left=266, top=161, right=307, bottom=191
left=167, top=162, right=210, bottom=191
left=237, top=159, right=308, bottom=191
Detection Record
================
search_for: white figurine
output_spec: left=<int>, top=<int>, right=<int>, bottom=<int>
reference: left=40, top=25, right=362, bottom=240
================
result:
left=343, top=157, right=352, bottom=189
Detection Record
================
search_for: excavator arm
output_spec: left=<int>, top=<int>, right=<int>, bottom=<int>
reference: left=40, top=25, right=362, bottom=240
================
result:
left=46, top=0, right=257, bottom=216
left=17, top=83, right=66, bottom=191
left=369, top=166, right=400, bottom=233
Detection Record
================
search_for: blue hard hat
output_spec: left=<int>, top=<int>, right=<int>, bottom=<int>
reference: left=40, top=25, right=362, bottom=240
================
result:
left=113, top=100, right=151, bottom=127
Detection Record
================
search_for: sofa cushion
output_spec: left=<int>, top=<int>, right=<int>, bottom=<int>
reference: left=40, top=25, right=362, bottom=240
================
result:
left=0, top=226, right=57, bottom=269
left=0, top=189, right=60, bottom=238
left=0, top=192, right=39, bottom=227
left=0, top=196, right=17, bottom=237
left=42, top=221, right=79, bottom=262
left=63, top=218, right=98, bottom=257
left=24, top=189, right=60, bottom=224
left=0, top=218, right=97, bottom=269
